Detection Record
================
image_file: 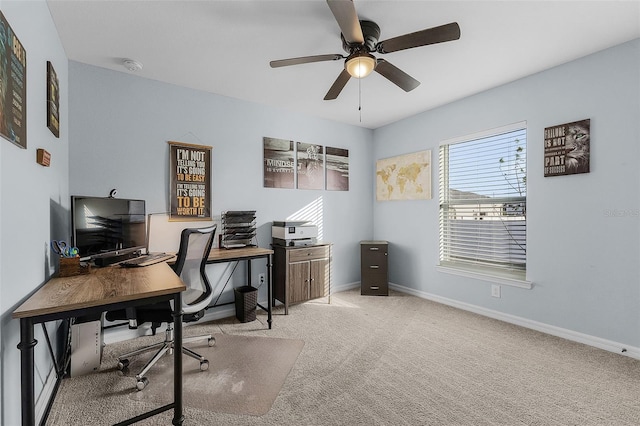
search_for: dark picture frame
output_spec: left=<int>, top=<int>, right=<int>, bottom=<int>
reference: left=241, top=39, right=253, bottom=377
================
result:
left=0, top=11, right=27, bottom=148
left=46, top=61, right=60, bottom=137
left=544, top=119, right=590, bottom=177
left=168, top=141, right=212, bottom=221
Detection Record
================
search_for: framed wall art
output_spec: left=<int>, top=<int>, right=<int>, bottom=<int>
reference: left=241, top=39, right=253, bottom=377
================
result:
left=296, top=141, right=324, bottom=190
left=0, top=11, right=27, bottom=148
left=325, top=146, right=349, bottom=191
left=263, top=136, right=349, bottom=191
left=263, top=137, right=295, bottom=189
left=376, top=150, right=432, bottom=201
left=168, top=141, right=212, bottom=221
left=544, top=119, right=590, bottom=177
left=47, top=61, right=60, bottom=137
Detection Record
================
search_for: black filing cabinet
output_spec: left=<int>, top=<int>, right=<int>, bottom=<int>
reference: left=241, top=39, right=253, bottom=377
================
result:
left=360, top=241, right=388, bottom=296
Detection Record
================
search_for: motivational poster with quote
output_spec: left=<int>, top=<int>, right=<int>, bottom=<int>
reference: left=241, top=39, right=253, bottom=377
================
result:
left=169, top=141, right=212, bottom=221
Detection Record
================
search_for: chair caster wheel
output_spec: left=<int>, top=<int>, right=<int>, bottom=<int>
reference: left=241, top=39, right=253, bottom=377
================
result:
left=208, top=337, right=216, bottom=347
left=117, top=359, right=129, bottom=370
left=136, top=377, right=149, bottom=391
left=200, top=360, right=209, bottom=371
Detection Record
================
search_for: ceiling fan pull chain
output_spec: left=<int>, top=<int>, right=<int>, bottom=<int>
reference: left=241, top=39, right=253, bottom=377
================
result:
left=359, top=72, right=362, bottom=122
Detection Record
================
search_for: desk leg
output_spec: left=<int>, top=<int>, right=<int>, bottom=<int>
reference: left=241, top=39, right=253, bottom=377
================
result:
left=172, top=293, right=184, bottom=426
left=18, top=318, right=37, bottom=426
left=247, top=259, right=251, bottom=287
left=267, top=255, right=273, bottom=329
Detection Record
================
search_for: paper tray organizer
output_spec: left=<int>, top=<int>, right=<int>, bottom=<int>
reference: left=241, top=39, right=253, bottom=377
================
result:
left=221, top=211, right=257, bottom=248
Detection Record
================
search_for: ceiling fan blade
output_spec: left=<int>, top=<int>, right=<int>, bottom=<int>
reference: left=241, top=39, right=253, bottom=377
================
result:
left=326, top=0, right=364, bottom=45
left=374, top=59, right=420, bottom=92
left=324, top=69, right=351, bottom=100
left=270, top=54, right=344, bottom=68
left=376, top=22, right=461, bottom=54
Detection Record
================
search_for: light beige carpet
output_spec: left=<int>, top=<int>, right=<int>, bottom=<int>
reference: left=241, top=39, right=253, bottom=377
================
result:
left=125, top=333, right=304, bottom=416
left=47, top=290, right=640, bottom=425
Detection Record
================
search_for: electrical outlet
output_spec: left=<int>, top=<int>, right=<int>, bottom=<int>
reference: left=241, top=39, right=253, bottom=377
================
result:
left=259, top=273, right=265, bottom=285
left=491, top=284, right=501, bottom=298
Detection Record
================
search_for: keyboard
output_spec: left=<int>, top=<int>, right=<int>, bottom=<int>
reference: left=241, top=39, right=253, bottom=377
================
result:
left=120, top=253, right=175, bottom=267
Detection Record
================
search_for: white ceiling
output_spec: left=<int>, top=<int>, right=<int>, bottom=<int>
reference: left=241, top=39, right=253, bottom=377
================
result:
left=46, top=0, right=640, bottom=129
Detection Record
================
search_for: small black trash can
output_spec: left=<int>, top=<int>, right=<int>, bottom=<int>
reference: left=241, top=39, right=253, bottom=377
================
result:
left=234, top=286, right=258, bottom=323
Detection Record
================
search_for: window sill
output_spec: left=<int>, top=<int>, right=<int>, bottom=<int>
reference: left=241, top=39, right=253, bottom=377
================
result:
left=436, top=265, right=533, bottom=289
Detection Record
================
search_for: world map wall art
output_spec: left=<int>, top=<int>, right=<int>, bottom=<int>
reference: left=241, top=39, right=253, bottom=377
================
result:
left=376, top=150, right=431, bottom=201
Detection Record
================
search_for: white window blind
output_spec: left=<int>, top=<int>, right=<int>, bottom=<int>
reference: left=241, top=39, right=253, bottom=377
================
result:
left=439, top=124, right=527, bottom=277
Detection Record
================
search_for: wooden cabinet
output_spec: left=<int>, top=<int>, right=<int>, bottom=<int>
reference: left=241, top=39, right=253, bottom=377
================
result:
left=360, top=241, right=388, bottom=296
left=273, top=244, right=331, bottom=314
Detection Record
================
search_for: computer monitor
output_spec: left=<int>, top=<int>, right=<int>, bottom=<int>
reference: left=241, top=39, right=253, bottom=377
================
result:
left=71, top=196, right=146, bottom=262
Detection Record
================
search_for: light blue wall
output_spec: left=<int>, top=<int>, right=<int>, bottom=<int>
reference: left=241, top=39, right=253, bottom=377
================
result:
left=68, top=61, right=374, bottom=302
left=0, top=1, right=69, bottom=424
left=373, top=39, right=640, bottom=348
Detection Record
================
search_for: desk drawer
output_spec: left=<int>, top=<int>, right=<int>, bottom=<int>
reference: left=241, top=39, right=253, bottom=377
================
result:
left=361, top=274, right=388, bottom=296
left=361, top=268, right=388, bottom=283
left=361, top=261, right=388, bottom=275
left=360, top=243, right=388, bottom=265
left=289, top=246, right=329, bottom=262
left=361, top=242, right=388, bottom=253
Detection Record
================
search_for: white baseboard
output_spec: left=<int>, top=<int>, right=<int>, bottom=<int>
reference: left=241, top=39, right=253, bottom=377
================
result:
left=332, top=281, right=360, bottom=294
left=389, top=282, right=640, bottom=360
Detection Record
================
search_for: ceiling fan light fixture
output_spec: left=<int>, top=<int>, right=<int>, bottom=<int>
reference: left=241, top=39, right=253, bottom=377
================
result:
left=345, top=53, right=376, bottom=78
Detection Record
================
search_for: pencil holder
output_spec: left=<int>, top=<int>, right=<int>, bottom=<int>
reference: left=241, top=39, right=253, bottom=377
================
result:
left=59, top=257, right=91, bottom=277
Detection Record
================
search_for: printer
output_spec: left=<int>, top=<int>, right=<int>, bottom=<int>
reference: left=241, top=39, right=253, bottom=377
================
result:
left=272, top=221, right=318, bottom=246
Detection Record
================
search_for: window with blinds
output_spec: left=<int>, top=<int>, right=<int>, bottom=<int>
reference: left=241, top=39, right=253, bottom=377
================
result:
left=439, top=123, right=527, bottom=278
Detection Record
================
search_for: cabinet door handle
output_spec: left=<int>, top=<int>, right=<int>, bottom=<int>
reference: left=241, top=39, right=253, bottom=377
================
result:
left=369, top=247, right=379, bottom=251
left=369, top=265, right=379, bottom=269
left=370, top=286, right=380, bottom=290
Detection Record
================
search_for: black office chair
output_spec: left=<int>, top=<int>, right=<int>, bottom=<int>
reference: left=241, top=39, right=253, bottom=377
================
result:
left=106, top=225, right=217, bottom=391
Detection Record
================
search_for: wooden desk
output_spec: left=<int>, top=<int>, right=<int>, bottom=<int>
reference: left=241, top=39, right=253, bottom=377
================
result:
left=12, top=262, right=186, bottom=426
left=206, top=247, right=273, bottom=329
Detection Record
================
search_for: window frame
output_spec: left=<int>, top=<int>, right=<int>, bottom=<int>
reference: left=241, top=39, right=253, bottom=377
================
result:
left=437, top=121, right=531, bottom=288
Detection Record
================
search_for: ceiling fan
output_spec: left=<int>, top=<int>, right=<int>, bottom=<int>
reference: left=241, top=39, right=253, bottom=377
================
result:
left=269, top=0, right=461, bottom=100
